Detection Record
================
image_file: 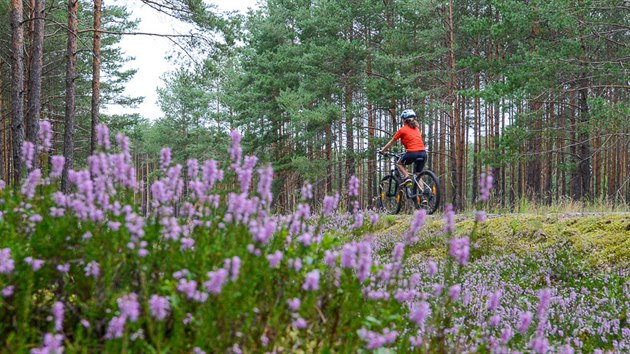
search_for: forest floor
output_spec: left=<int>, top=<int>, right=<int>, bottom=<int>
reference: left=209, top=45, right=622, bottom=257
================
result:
left=371, top=212, right=630, bottom=269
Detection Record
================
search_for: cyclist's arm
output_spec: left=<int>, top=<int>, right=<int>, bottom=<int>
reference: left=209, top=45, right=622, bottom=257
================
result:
left=380, top=137, right=397, bottom=153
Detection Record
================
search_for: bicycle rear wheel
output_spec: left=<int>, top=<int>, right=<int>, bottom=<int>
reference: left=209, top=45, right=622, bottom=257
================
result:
left=412, top=170, right=440, bottom=214
left=378, top=175, right=403, bottom=215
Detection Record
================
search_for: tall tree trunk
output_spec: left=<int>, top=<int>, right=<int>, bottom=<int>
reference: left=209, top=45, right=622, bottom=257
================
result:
left=26, top=0, right=46, bottom=147
left=62, top=0, right=78, bottom=192
left=11, top=0, right=25, bottom=184
left=448, top=0, right=461, bottom=210
left=91, top=0, right=102, bottom=153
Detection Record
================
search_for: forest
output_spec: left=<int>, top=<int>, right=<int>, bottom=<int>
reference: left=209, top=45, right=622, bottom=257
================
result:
left=1, top=0, right=628, bottom=213
left=0, top=0, right=629, bottom=353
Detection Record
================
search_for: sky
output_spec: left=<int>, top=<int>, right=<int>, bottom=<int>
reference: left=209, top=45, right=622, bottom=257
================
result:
left=105, top=0, right=258, bottom=120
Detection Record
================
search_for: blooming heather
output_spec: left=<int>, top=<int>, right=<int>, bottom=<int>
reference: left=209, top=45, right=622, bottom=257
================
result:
left=84, top=261, right=100, bottom=278
left=52, top=302, right=64, bottom=332
left=449, top=237, right=470, bottom=266
left=2, top=286, right=14, bottom=298
left=0, top=248, right=14, bottom=274
left=409, top=301, right=430, bottom=328
left=117, top=293, right=140, bottom=322
left=257, top=164, right=273, bottom=205
left=38, top=120, right=53, bottom=152
left=159, top=148, right=171, bottom=170
left=287, top=298, right=301, bottom=311
left=443, top=204, right=455, bottom=233
left=105, top=316, right=126, bottom=339
left=25, top=257, right=45, bottom=271
left=537, top=288, right=552, bottom=318
left=322, top=193, right=339, bottom=216
left=292, top=317, right=307, bottom=329
left=229, top=130, right=242, bottom=163
left=21, top=169, right=42, bottom=199
left=204, top=269, right=229, bottom=294
left=480, top=169, right=494, bottom=202
left=95, top=123, right=111, bottom=150
left=518, top=311, right=533, bottom=333
left=266, top=250, right=283, bottom=268
left=301, top=183, right=313, bottom=200
left=149, top=295, right=171, bottom=321
left=302, top=270, right=320, bottom=291
left=22, top=141, right=36, bottom=170
left=349, top=175, right=360, bottom=197
left=31, top=333, right=64, bottom=354
left=50, top=156, right=65, bottom=179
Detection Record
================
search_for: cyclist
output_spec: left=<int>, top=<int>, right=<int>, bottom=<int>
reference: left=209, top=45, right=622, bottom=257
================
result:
left=379, top=109, right=427, bottom=187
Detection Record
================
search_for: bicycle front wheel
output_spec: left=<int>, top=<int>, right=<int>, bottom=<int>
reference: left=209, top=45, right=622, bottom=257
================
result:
left=412, top=170, right=440, bottom=214
left=378, top=175, right=403, bottom=215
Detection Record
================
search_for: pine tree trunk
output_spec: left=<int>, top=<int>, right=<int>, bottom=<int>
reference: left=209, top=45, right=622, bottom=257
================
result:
left=91, top=0, right=102, bottom=153
left=62, top=0, right=78, bottom=192
left=11, top=0, right=25, bottom=184
left=26, top=0, right=46, bottom=148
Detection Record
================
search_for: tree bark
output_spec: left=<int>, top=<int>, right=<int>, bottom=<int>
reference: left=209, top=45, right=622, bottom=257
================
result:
left=91, top=0, right=102, bottom=153
left=11, top=0, right=25, bottom=184
left=26, top=0, right=46, bottom=148
left=62, top=0, right=79, bottom=192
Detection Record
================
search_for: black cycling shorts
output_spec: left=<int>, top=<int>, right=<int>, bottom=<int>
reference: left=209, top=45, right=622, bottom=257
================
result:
left=398, top=151, right=427, bottom=173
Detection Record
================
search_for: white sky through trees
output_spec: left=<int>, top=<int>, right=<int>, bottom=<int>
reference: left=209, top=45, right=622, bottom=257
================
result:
left=105, top=0, right=258, bottom=120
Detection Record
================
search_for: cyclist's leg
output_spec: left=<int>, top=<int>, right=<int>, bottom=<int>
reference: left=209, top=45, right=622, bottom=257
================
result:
left=414, top=150, right=428, bottom=174
left=399, top=152, right=423, bottom=183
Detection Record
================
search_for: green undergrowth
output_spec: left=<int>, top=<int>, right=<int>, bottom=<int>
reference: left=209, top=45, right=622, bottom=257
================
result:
left=372, top=213, right=630, bottom=269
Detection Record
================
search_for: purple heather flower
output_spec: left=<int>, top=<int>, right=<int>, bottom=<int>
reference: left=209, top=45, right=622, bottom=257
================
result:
left=204, top=269, right=229, bottom=294
left=370, top=213, right=379, bottom=225
left=353, top=212, right=364, bottom=229
left=117, top=293, right=140, bottom=322
left=502, top=325, right=514, bottom=343
left=287, top=298, right=301, bottom=311
left=57, top=263, right=70, bottom=273
left=149, top=295, right=170, bottom=321
left=341, top=243, right=357, bottom=268
left=52, top=301, right=64, bottom=332
left=449, top=284, right=461, bottom=302
left=0, top=179, right=5, bottom=190
left=322, top=193, right=339, bottom=216
left=21, top=169, right=42, bottom=199
left=359, top=328, right=399, bottom=350
left=260, top=335, right=269, bottom=347
left=80, top=319, right=90, bottom=328
left=302, top=270, right=320, bottom=291
left=2, top=286, right=14, bottom=298
left=531, top=335, right=549, bottom=354
left=427, top=260, right=438, bottom=276
left=480, top=168, right=493, bottom=202
left=187, top=159, right=199, bottom=179
left=104, top=316, right=126, bottom=339
left=229, top=130, right=242, bottom=163
left=449, top=237, right=470, bottom=266
left=487, top=290, right=502, bottom=312
left=324, top=250, right=337, bottom=267
left=95, top=123, right=111, bottom=150
left=38, top=120, right=53, bottom=152
left=84, top=261, right=100, bottom=278
left=0, top=248, right=15, bottom=274
left=475, top=210, right=487, bottom=222
left=159, top=148, right=171, bottom=170
left=490, top=314, right=501, bottom=327
left=558, top=345, right=575, bottom=354
left=22, top=141, right=36, bottom=170
left=292, top=317, right=307, bottom=330
left=230, top=256, right=241, bottom=281
left=183, top=313, right=193, bottom=325
left=25, top=257, right=45, bottom=271
left=50, top=156, right=65, bottom=179
left=31, top=333, right=64, bottom=354
left=301, top=183, right=313, bottom=200
left=537, top=288, right=552, bottom=318
left=409, top=301, right=430, bottom=328
left=518, top=311, right=533, bottom=333
left=266, top=250, right=283, bottom=269
left=257, top=164, right=274, bottom=205
left=443, top=204, right=455, bottom=233
left=349, top=175, right=360, bottom=197
left=192, top=348, right=206, bottom=354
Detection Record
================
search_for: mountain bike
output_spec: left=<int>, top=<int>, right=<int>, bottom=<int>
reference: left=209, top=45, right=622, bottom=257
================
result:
left=377, top=152, right=440, bottom=215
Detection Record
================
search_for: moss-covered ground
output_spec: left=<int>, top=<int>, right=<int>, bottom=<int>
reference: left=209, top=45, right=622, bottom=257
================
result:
left=372, top=213, right=630, bottom=269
